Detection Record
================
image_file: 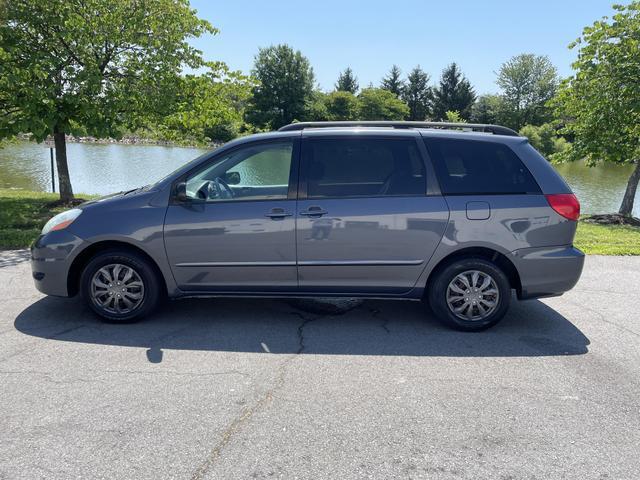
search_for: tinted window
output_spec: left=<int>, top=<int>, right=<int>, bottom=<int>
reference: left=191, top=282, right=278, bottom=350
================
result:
left=305, top=138, right=426, bottom=198
left=425, top=138, right=541, bottom=195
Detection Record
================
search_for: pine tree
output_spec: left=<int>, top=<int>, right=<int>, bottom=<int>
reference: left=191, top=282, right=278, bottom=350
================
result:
left=380, top=65, right=404, bottom=97
left=432, top=63, right=476, bottom=121
left=335, top=68, right=359, bottom=94
left=401, top=66, right=432, bottom=121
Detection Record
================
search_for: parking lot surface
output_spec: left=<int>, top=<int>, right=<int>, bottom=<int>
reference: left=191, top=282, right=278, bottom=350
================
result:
left=0, top=250, right=639, bottom=479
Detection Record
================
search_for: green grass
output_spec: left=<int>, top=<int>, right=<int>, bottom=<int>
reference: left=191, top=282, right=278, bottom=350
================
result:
left=574, top=221, right=640, bottom=255
left=1, top=188, right=639, bottom=254
left=0, top=188, right=93, bottom=249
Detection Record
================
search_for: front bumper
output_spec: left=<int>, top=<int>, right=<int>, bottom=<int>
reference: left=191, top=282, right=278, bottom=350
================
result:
left=31, top=230, right=86, bottom=297
left=511, top=245, right=585, bottom=300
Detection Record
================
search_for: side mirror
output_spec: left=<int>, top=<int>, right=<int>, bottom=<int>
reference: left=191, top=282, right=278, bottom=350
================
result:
left=175, top=182, right=189, bottom=203
left=224, top=171, right=241, bottom=185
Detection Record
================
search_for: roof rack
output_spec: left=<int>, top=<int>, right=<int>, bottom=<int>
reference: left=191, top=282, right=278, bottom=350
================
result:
left=278, top=121, right=520, bottom=137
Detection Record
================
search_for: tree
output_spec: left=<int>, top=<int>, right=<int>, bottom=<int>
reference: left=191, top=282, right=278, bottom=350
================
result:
left=432, top=63, right=476, bottom=121
left=496, top=54, right=558, bottom=130
left=335, top=67, right=358, bottom=94
left=158, top=67, right=255, bottom=144
left=380, top=65, right=404, bottom=97
left=246, top=44, right=315, bottom=129
left=0, top=0, right=214, bottom=202
left=325, top=91, right=359, bottom=120
left=358, top=88, right=409, bottom=120
left=401, top=66, right=431, bottom=121
left=519, top=124, right=567, bottom=158
left=552, top=2, right=640, bottom=217
left=470, top=94, right=506, bottom=124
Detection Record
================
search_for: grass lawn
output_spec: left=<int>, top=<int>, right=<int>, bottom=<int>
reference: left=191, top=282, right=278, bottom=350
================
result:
left=574, top=221, right=640, bottom=255
left=0, top=189, right=93, bottom=249
left=1, top=188, right=639, bottom=254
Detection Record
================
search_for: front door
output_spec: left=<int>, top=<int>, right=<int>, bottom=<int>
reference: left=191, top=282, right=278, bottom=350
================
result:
left=296, top=134, right=449, bottom=294
left=164, top=139, right=299, bottom=292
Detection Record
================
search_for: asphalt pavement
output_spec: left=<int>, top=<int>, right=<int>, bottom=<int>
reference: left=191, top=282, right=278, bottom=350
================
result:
left=0, top=250, right=638, bottom=479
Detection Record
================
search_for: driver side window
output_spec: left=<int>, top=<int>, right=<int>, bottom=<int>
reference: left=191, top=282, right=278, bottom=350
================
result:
left=185, top=141, right=293, bottom=202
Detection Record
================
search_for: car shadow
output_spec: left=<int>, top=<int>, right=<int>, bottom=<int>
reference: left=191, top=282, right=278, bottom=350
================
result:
left=14, top=294, right=590, bottom=358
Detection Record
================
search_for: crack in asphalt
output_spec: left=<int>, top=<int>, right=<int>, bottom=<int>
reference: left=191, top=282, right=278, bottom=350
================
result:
left=190, top=311, right=320, bottom=480
left=0, top=324, right=85, bottom=364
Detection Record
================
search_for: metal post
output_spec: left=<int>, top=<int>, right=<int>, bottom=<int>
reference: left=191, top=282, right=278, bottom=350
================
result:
left=50, top=147, right=55, bottom=193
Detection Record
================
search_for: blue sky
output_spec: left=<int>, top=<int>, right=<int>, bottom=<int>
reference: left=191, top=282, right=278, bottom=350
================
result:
left=189, top=0, right=622, bottom=94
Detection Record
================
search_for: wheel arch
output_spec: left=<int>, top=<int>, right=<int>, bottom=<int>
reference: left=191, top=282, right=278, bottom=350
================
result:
left=424, top=246, right=522, bottom=297
left=67, top=240, right=168, bottom=298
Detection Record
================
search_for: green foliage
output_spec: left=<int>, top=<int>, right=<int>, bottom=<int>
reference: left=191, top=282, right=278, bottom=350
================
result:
left=158, top=66, right=255, bottom=144
left=432, top=63, right=476, bottom=121
left=0, top=0, right=214, bottom=142
left=325, top=91, right=360, bottom=120
left=470, top=94, right=506, bottom=125
left=552, top=2, right=640, bottom=216
left=401, top=66, right=431, bottom=121
left=380, top=65, right=404, bottom=97
left=335, top=67, right=359, bottom=94
left=497, top=54, right=558, bottom=130
left=445, top=111, right=464, bottom=123
left=519, top=123, right=567, bottom=158
left=246, top=44, right=315, bottom=129
left=357, top=88, right=409, bottom=120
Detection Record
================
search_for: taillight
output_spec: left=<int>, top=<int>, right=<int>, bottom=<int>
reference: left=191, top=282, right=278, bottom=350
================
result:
left=545, top=194, right=580, bottom=221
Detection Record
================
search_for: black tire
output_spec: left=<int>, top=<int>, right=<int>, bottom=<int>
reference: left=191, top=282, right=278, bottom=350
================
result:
left=80, top=249, right=162, bottom=323
left=427, top=257, right=511, bottom=332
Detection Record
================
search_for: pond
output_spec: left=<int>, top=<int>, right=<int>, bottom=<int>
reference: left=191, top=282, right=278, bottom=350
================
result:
left=0, top=141, right=637, bottom=216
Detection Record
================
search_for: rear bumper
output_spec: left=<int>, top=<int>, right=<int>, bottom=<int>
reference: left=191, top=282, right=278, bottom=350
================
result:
left=30, top=230, right=86, bottom=297
left=511, top=245, right=585, bottom=300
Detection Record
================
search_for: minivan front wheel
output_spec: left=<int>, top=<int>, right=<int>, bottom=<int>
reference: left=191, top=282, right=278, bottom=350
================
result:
left=427, top=258, right=511, bottom=331
left=80, top=249, right=161, bottom=323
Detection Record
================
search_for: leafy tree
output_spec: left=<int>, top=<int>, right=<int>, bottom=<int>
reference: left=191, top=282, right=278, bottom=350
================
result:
left=335, top=67, right=359, bottom=94
left=552, top=2, right=640, bottom=216
left=445, top=111, right=464, bottom=123
left=519, top=124, right=567, bottom=158
left=358, top=88, right=409, bottom=120
left=401, top=66, right=431, bottom=121
left=159, top=67, right=255, bottom=144
left=246, top=44, right=315, bottom=129
left=470, top=94, right=508, bottom=125
left=432, top=63, right=476, bottom=121
left=496, top=54, right=558, bottom=130
left=0, top=0, right=214, bottom=201
left=380, top=65, right=404, bottom=97
left=305, top=91, right=330, bottom=121
left=325, top=91, right=359, bottom=120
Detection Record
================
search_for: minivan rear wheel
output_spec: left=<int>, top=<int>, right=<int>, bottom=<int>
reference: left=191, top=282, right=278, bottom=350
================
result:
left=427, top=258, right=511, bottom=331
left=80, top=249, right=161, bottom=323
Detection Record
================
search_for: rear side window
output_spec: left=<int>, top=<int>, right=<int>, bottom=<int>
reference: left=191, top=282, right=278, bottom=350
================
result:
left=425, top=138, right=541, bottom=195
left=304, top=137, right=426, bottom=198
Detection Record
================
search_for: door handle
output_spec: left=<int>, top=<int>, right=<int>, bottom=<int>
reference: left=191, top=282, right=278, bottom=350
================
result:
left=299, top=206, right=328, bottom=217
left=265, top=208, right=293, bottom=219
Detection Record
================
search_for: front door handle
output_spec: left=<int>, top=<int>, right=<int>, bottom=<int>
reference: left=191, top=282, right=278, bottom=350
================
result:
left=299, top=206, right=328, bottom=217
left=265, top=208, right=293, bottom=219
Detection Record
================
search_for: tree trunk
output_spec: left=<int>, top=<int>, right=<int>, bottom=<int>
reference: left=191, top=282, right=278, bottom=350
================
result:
left=619, top=160, right=640, bottom=217
left=53, top=128, right=74, bottom=202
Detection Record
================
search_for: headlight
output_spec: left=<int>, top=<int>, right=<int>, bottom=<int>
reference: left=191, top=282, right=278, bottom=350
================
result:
left=42, top=209, right=82, bottom=235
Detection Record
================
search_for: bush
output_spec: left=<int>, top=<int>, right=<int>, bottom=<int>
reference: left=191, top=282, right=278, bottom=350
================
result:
left=519, top=123, right=568, bottom=157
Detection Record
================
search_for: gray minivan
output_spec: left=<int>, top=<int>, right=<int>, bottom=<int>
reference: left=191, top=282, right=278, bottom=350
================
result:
left=31, top=121, right=584, bottom=331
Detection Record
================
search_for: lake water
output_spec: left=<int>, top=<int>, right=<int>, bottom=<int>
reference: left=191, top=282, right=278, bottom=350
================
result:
left=0, top=141, right=637, bottom=216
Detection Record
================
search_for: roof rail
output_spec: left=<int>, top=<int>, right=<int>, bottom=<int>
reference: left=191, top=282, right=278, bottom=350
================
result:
left=278, top=121, right=520, bottom=137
